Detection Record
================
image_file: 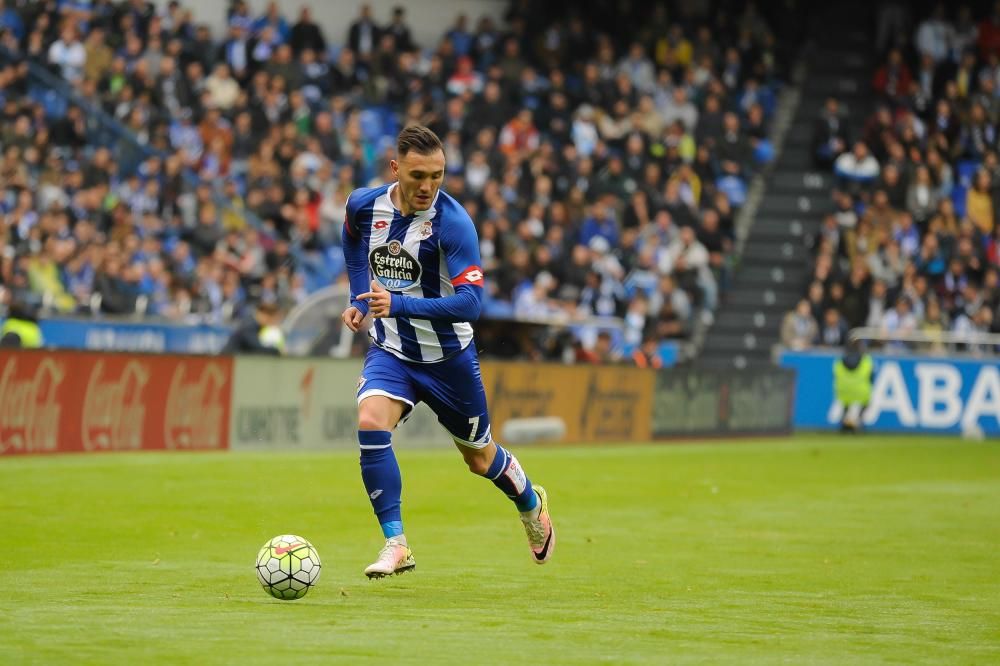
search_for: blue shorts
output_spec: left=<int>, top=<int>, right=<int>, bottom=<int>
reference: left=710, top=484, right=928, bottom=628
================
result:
left=357, top=344, right=491, bottom=447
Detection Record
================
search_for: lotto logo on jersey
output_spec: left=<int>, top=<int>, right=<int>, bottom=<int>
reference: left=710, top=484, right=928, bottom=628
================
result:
left=369, top=242, right=423, bottom=290
left=452, top=265, right=484, bottom=287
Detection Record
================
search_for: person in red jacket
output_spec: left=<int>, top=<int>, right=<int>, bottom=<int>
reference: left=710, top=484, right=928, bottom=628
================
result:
left=873, top=49, right=912, bottom=105
left=978, top=3, right=1000, bottom=58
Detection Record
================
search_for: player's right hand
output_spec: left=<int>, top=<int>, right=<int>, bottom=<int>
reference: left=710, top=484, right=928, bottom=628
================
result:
left=342, top=306, right=365, bottom=332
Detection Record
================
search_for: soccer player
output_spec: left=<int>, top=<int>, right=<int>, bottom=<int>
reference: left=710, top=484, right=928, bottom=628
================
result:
left=341, top=125, right=555, bottom=578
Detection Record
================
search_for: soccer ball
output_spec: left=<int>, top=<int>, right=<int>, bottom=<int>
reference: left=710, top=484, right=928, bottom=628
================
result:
left=256, top=535, right=322, bottom=600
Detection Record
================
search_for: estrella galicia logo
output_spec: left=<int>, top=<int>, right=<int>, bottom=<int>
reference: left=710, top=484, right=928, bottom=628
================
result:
left=369, top=241, right=422, bottom=290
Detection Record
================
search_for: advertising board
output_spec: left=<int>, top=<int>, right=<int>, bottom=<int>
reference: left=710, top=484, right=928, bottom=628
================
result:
left=0, top=350, right=231, bottom=455
left=37, top=318, right=231, bottom=354
left=651, top=366, right=796, bottom=437
left=480, top=362, right=655, bottom=443
left=780, top=350, right=1000, bottom=435
left=228, top=357, right=446, bottom=450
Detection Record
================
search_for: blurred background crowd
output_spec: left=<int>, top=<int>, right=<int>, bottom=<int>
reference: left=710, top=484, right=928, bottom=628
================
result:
left=0, top=0, right=787, bottom=361
left=786, top=1, right=1000, bottom=355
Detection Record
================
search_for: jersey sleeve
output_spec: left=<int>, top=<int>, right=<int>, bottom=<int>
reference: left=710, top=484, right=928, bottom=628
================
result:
left=341, top=191, right=370, bottom=315
left=388, top=203, right=483, bottom=323
left=440, top=206, right=484, bottom=289
left=343, top=190, right=362, bottom=239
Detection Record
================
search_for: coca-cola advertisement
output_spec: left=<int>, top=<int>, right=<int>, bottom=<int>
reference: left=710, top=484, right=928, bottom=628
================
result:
left=0, top=350, right=232, bottom=455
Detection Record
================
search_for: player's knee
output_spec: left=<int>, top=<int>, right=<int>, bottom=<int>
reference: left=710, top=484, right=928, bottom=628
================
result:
left=357, top=410, right=387, bottom=432
left=463, top=450, right=492, bottom=476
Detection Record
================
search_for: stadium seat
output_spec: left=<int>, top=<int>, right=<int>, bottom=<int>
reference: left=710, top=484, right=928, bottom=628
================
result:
left=951, top=184, right=967, bottom=218
left=956, top=160, right=980, bottom=187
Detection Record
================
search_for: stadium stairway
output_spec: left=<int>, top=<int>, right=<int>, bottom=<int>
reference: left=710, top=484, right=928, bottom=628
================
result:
left=698, top=5, right=873, bottom=368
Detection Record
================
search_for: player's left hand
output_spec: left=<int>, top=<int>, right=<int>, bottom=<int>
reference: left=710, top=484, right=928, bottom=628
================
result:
left=358, top=279, right=393, bottom=318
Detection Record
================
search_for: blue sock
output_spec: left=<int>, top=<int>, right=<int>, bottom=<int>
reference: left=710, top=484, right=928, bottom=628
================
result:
left=358, top=430, right=403, bottom=538
left=484, top=444, right=538, bottom=513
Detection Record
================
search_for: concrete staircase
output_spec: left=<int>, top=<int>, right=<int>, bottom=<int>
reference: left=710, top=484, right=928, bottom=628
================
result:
left=699, top=4, right=873, bottom=367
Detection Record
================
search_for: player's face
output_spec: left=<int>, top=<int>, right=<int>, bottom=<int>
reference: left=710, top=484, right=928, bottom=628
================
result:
left=391, top=149, right=445, bottom=214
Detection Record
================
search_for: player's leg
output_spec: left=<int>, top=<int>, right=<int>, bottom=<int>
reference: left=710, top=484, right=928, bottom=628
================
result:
left=356, top=347, right=417, bottom=578
left=420, top=346, right=555, bottom=564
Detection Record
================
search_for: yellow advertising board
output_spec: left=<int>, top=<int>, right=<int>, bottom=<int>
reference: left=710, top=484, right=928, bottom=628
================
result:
left=480, top=362, right=655, bottom=443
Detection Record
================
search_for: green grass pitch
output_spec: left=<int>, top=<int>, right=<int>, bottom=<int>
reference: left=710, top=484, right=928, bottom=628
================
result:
left=1, top=435, right=998, bottom=664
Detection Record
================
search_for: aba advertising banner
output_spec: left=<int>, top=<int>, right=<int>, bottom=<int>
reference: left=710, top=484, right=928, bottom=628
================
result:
left=479, top=362, right=655, bottom=443
left=36, top=317, right=232, bottom=354
left=228, top=357, right=447, bottom=450
left=0, top=350, right=232, bottom=455
left=780, top=350, right=1000, bottom=435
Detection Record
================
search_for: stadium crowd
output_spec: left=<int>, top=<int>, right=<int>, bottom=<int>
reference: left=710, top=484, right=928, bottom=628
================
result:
left=791, top=2, right=1000, bottom=354
left=0, top=0, right=783, bottom=359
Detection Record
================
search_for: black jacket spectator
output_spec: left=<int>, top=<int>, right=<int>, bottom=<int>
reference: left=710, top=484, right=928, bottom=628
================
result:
left=289, top=7, right=327, bottom=56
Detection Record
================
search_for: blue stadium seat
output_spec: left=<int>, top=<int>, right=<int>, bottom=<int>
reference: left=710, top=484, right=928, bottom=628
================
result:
left=716, top=175, right=748, bottom=207
left=956, top=159, right=980, bottom=187
left=30, top=86, right=67, bottom=118
left=359, top=109, right=384, bottom=142
left=951, top=184, right=967, bottom=218
left=377, top=106, right=399, bottom=137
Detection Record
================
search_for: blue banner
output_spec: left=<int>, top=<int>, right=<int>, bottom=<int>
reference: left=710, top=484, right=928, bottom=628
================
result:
left=35, top=318, right=232, bottom=354
left=780, top=350, right=1000, bottom=435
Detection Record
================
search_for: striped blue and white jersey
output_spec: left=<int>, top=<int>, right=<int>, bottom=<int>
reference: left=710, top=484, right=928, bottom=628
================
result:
left=342, top=183, right=484, bottom=364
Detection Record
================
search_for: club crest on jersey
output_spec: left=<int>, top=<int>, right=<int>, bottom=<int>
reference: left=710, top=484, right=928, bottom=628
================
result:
left=370, top=242, right=422, bottom=290
left=418, top=220, right=433, bottom=239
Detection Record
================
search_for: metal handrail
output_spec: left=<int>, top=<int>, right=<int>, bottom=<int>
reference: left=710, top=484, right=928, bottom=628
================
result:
left=849, top=327, right=1000, bottom=346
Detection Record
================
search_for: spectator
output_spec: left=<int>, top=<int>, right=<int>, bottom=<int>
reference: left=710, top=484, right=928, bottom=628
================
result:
left=881, top=296, right=918, bottom=351
left=631, top=334, right=664, bottom=369
left=348, top=4, right=380, bottom=63
left=48, top=24, right=86, bottom=84
left=222, top=301, right=283, bottom=355
left=498, top=108, right=539, bottom=162
left=93, top=254, right=136, bottom=315
left=617, top=42, right=655, bottom=94
left=835, top=141, right=880, bottom=185
left=385, top=6, right=416, bottom=53
left=906, top=165, right=939, bottom=225
left=445, top=14, right=473, bottom=57
left=446, top=56, right=483, bottom=96
left=953, top=305, right=994, bottom=353
left=915, top=4, right=954, bottom=64
left=873, top=48, right=912, bottom=103
left=0, top=0, right=781, bottom=361
left=781, top=299, right=819, bottom=350
left=866, top=280, right=890, bottom=329
left=813, top=97, right=848, bottom=167
left=667, top=225, right=717, bottom=312
left=205, top=63, right=240, bottom=111
left=966, top=169, right=995, bottom=236
left=817, top=307, right=849, bottom=347
left=920, top=297, right=948, bottom=354
left=869, top=239, right=906, bottom=288
left=290, top=6, right=327, bottom=56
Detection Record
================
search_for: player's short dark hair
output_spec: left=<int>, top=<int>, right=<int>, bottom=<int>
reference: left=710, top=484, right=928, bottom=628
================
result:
left=397, top=125, right=443, bottom=157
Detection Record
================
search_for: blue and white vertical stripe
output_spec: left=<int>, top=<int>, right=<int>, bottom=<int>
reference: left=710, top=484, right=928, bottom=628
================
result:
left=354, top=184, right=475, bottom=364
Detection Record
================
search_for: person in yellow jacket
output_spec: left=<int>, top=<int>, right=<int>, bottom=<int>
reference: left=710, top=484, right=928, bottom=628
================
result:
left=966, top=170, right=995, bottom=236
left=833, top=340, right=874, bottom=433
left=0, top=301, right=43, bottom=348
